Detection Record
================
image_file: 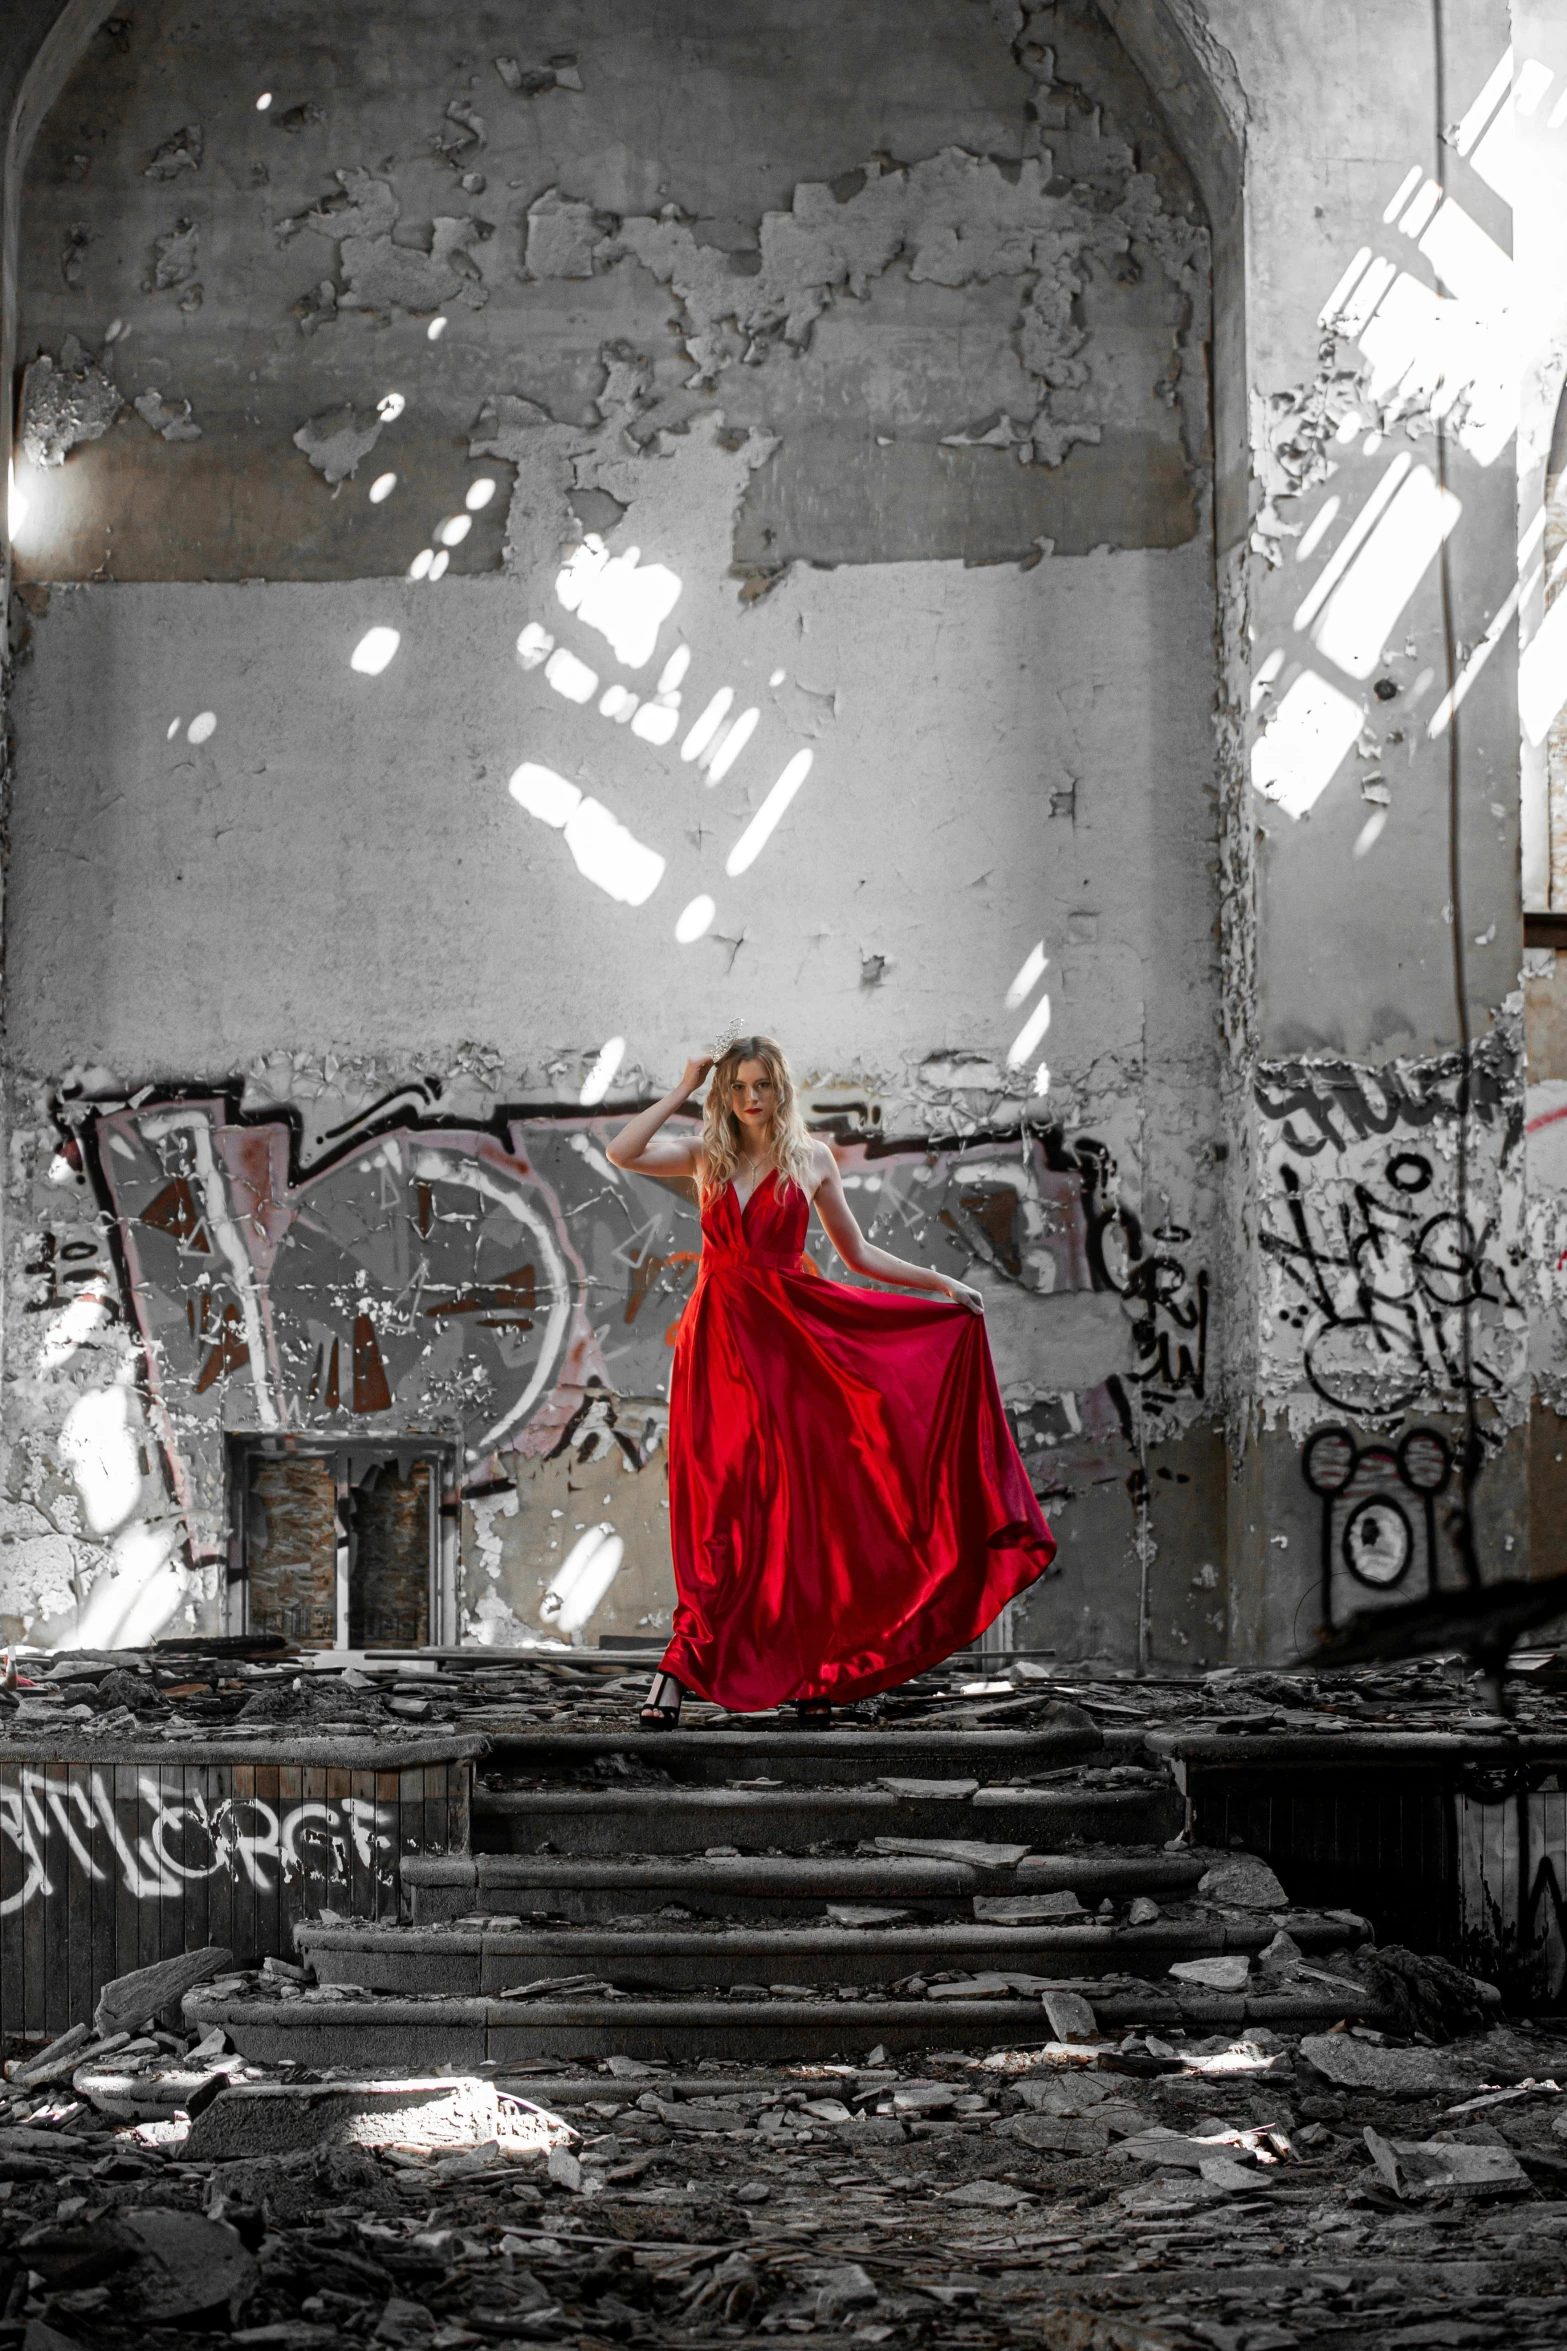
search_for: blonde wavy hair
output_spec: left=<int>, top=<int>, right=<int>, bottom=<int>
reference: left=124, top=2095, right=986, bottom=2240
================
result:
left=698, top=1035, right=816, bottom=1201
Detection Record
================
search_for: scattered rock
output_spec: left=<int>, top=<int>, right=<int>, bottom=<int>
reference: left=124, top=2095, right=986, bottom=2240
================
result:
left=1299, top=2035, right=1476, bottom=2096
left=95, top=1944, right=231, bottom=2035
left=1042, top=1988, right=1099, bottom=2042
left=1169, top=1955, right=1250, bottom=1992
left=1196, top=1856, right=1289, bottom=1909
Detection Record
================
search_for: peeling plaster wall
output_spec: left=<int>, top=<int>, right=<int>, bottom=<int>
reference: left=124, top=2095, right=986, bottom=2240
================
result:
left=1, top=0, right=1227, bottom=1659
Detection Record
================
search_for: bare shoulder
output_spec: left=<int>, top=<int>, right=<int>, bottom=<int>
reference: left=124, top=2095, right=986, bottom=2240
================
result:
left=806, top=1140, right=840, bottom=1199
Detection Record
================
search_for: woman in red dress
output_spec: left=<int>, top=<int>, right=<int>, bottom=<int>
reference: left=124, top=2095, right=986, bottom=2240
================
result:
left=606, top=1036, right=1055, bottom=1726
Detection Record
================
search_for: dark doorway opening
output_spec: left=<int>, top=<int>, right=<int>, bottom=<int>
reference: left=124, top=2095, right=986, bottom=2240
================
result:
left=230, top=1438, right=451, bottom=1649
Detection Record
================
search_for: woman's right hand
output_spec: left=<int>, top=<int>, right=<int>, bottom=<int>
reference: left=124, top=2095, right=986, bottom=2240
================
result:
left=679, top=1055, right=714, bottom=1097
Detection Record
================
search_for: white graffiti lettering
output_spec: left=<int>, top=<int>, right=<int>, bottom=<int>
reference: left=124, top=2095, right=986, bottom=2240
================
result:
left=0, top=1769, right=395, bottom=1916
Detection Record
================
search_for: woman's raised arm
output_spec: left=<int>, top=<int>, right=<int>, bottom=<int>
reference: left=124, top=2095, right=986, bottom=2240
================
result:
left=604, top=1055, right=712, bottom=1178
left=811, top=1147, right=985, bottom=1312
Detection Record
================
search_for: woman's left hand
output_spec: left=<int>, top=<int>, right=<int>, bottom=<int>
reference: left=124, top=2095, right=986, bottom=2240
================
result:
left=945, top=1279, right=985, bottom=1314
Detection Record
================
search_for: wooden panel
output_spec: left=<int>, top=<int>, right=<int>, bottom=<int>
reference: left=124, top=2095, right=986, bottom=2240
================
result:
left=247, top=1453, right=337, bottom=1647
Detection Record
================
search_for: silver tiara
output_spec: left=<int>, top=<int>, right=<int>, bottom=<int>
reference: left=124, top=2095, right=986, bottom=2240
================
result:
left=710, top=1023, right=743, bottom=1058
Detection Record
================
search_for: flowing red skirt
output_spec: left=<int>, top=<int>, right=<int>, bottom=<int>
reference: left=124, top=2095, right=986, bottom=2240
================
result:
left=659, top=1171, right=1055, bottom=1711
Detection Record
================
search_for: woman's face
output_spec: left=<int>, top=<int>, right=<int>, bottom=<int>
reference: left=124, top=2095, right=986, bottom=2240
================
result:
left=729, top=1059, right=777, bottom=1132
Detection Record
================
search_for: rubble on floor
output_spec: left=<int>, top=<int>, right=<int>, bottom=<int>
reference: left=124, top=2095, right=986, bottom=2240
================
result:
left=5, top=2011, right=1567, bottom=2347
left=6, top=1644, right=1567, bottom=1746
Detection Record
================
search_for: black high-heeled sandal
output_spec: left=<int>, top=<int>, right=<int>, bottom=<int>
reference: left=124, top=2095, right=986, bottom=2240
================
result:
left=639, top=1671, right=685, bottom=1730
left=794, top=1698, right=833, bottom=1728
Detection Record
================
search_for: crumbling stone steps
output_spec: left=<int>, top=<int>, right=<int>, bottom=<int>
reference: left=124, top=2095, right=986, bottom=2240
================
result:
left=403, top=1848, right=1203, bottom=1926
left=295, top=1910, right=1362, bottom=1996
left=183, top=1985, right=1387, bottom=2069
left=470, top=1781, right=1177, bottom=1854
left=478, top=1719, right=1105, bottom=1786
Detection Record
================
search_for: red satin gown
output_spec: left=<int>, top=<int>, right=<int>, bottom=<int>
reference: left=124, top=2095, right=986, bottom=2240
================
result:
left=659, top=1169, right=1055, bottom=1711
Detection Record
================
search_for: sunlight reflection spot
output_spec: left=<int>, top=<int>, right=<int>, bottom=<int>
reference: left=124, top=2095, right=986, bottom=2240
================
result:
left=369, top=472, right=397, bottom=503
left=428, top=549, right=450, bottom=581
left=632, top=703, right=679, bottom=746
left=725, top=749, right=812, bottom=877
left=409, top=549, right=433, bottom=580
left=256, top=92, right=272, bottom=110
left=600, top=684, right=638, bottom=723
left=166, top=718, right=181, bottom=740
left=769, top=667, right=786, bottom=687
left=428, top=316, right=448, bottom=341
left=187, top=711, right=216, bottom=745
left=466, top=478, right=497, bottom=512
left=1007, top=993, right=1052, bottom=1067
left=438, top=513, right=472, bottom=548
left=676, top=894, right=716, bottom=945
left=706, top=706, right=759, bottom=784
left=1005, top=943, right=1047, bottom=1011
left=1251, top=670, right=1362, bottom=819
left=545, top=647, right=599, bottom=703
left=657, top=645, right=691, bottom=695
left=351, top=626, right=401, bottom=676
left=556, top=536, right=682, bottom=669
left=516, top=623, right=554, bottom=670
left=542, top=1523, right=624, bottom=1631
left=580, top=1038, right=626, bottom=1107
left=508, top=765, right=666, bottom=906
left=1353, top=809, right=1389, bottom=859
left=377, top=392, right=406, bottom=424
left=682, top=688, right=733, bottom=763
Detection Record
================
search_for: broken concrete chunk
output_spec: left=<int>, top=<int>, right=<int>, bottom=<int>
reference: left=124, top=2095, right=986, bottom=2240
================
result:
left=4, top=2021, right=94, bottom=2087
left=121, top=2210, right=258, bottom=2324
left=974, top=1890, right=1087, bottom=1923
left=1169, top=1954, right=1250, bottom=1993
left=20, top=350, right=123, bottom=467
left=1363, top=2124, right=1530, bottom=2200
left=152, top=217, right=201, bottom=289
left=293, top=404, right=382, bottom=484
left=870, top=1836, right=1030, bottom=1870
left=1042, top=1988, right=1098, bottom=2043
left=1128, top=1895, right=1162, bottom=1925
left=1196, top=1855, right=1289, bottom=1909
left=133, top=388, right=201, bottom=441
left=184, top=2076, right=548, bottom=2160
left=824, top=1903, right=912, bottom=1927
left=1299, top=2035, right=1474, bottom=2096
left=95, top=1944, right=231, bottom=2035
left=144, top=124, right=203, bottom=178
left=525, top=189, right=601, bottom=279
left=878, top=1777, right=979, bottom=1800
left=939, top=2179, right=1034, bottom=2209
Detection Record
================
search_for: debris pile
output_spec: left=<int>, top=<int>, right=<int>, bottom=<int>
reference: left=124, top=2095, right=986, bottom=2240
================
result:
left=6, top=2005, right=1567, bottom=2347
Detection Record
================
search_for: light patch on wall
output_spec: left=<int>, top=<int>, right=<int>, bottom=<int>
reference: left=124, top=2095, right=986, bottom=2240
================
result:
left=1005, top=943, right=1048, bottom=1011
left=555, top=536, right=682, bottom=669
left=428, top=317, right=448, bottom=341
left=465, top=478, right=497, bottom=512
left=507, top=763, right=666, bottom=905
left=376, top=392, right=406, bottom=424
left=545, top=647, right=599, bottom=703
left=75, top=1521, right=187, bottom=1650
left=1008, top=991, right=1052, bottom=1067
left=369, top=472, right=397, bottom=503
left=186, top=711, right=216, bottom=744
left=580, top=1037, right=626, bottom=1106
left=516, top=623, right=553, bottom=670
left=1309, top=466, right=1461, bottom=680
left=59, top=1383, right=142, bottom=1535
left=541, top=1523, right=624, bottom=1634
left=676, top=894, right=715, bottom=944
left=1251, top=670, right=1364, bottom=819
left=725, top=749, right=812, bottom=876
left=438, top=514, right=472, bottom=547
left=38, top=1280, right=112, bottom=1373
left=350, top=627, right=400, bottom=676
left=705, top=707, right=759, bottom=785
left=409, top=549, right=434, bottom=580
left=682, top=688, right=733, bottom=763
left=1519, top=592, right=1567, bottom=746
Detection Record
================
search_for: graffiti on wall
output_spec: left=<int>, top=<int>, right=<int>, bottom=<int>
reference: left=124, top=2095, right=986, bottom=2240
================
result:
left=0, top=1767, right=394, bottom=1916
left=1301, top=1422, right=1454, bottom=1629
left=1256, top=1040, right=1526, bottom=1424
left=1, top=1081, right=1216, bottom=1644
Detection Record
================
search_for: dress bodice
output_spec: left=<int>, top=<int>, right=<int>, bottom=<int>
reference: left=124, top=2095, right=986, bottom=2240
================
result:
left=699, top=1167, right=809, bottom=1266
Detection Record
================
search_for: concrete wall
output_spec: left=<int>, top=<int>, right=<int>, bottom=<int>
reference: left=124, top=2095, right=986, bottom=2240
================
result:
left=6, top=0, right=1561, bottom=1669
left=0, top=0, right=1227, bottom=1659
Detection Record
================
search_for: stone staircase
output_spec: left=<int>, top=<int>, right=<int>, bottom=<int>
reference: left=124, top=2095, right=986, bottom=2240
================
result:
left=183, top=1697, right=1391, bottom=2066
